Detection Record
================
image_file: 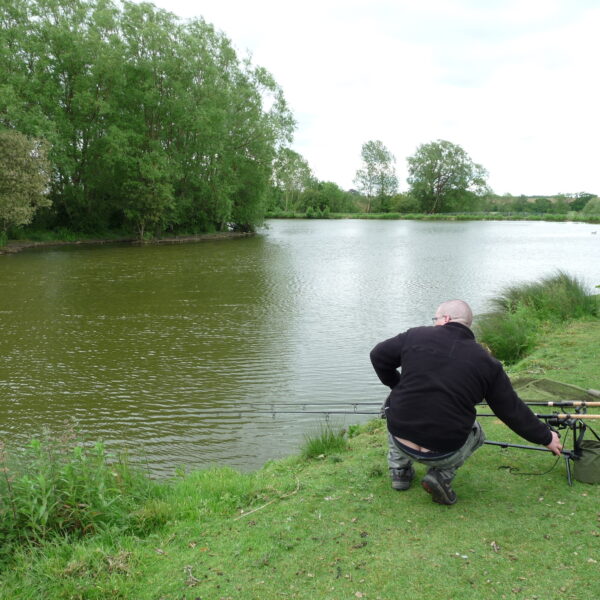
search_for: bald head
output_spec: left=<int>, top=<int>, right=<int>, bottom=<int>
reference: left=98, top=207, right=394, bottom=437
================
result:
left=435, top=300, right=473, bottom=328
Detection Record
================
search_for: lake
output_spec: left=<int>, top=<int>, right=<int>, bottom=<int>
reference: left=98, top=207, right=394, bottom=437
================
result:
left=1, top=219, right=598, bottom=476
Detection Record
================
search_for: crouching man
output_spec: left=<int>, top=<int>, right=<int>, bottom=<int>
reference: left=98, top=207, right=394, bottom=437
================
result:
left=370, top=299, right=562, bottom=505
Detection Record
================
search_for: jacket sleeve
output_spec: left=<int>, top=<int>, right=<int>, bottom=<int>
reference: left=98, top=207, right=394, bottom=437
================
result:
left=486, top=367, right=552, bottom=446
left=370, top=333, right=405, bottom=389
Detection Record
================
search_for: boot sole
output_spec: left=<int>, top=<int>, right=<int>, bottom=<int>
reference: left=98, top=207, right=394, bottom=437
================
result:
left=421, top=478, right=457, bottom=505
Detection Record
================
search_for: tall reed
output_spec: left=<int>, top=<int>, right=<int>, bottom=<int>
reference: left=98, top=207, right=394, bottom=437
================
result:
left=301, top=425, right=348, bottom=459
left=476, top=271, right=598, bottom=363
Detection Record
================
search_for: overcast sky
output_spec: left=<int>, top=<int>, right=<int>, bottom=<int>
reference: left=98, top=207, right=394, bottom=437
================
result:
left=136, top=0, right=599, bottom=196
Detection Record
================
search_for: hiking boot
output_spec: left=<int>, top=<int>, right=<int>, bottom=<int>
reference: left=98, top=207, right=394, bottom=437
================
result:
left=421, top=469, right=457, bottom=505
left=390, top=466, right=415, bottom=491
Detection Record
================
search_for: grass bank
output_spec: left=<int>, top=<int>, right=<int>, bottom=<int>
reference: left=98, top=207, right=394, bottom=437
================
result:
left=1, top=319, right=599, bottom=599
left=475, top=272, right=599, bottom=364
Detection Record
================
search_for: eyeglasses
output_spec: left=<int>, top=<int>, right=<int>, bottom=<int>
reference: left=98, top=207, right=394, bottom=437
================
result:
left=431, top=315, right=452, bottom=323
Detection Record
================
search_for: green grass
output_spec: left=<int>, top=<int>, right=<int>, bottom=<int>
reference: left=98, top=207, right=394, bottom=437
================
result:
left=2, top=414, right=598, bottom=599
left=508, top=318, right=600, bottom=389
left=1, top=316, right=599, bottom=599
left=476, top=272, right=598, bottom=364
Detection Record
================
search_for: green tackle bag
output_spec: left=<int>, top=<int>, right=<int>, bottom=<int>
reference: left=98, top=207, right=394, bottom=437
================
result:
left=574, top=440, right=600, bottom=484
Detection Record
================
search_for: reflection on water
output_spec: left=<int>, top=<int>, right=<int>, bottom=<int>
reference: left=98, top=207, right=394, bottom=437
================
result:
left=1, top=219, right=598, bottom=475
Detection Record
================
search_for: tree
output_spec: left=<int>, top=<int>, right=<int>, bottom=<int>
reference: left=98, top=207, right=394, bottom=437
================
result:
left=298, top=180, right=358, bottom=214
left=0, top=129, right=51, bottom=233
left=0, top=0, right=295, bottom=236
left=354, top=140, right=398, bottom=213
left=390, top=193, right=421, bottom=214
left=581, top=196, right=600, bottom=216
left=271, top=148, right=313, bottom=212
left=569, top=192, right=596, bottom=212
left=407, top=140, right=489, bottom=213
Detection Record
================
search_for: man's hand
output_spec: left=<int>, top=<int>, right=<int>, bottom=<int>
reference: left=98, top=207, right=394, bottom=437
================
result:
left=546, top=430, right=563, bottom=456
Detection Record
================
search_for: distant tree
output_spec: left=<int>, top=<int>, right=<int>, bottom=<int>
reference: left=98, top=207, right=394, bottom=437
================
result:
left=298, top=181, right=358, bottom=214
left=272, top=148, right=313, bottom=212
left=390, top=193, right=421, bottom=213
left=569, top=192, right=596, bottom=212
left=511, top=195, right=530, bottom=212
left=0, top=129, right=51, bottom=233
left=532, top=197, right=552, bottom=213
left=407, top=140, right=489, bottom=213
left=354, top=140, right=398, bottom=213
left=581, top=196, right=600, bottom=215
left=552, top=196, right=570, bottom=214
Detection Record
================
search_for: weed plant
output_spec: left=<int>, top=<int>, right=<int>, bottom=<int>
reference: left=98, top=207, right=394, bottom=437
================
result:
left=476, top=271, right=598, bottom=363
left=0, top=426, right=160, bottom=560
left=301, top=425, right=348, bottom=459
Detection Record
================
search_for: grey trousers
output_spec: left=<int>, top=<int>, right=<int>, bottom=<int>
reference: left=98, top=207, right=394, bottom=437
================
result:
left=387, top=421, right=486, bottom=480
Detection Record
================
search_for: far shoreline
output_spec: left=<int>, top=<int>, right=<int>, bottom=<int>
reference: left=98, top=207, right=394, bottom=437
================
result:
left=0, top=231, right=255, bottom=256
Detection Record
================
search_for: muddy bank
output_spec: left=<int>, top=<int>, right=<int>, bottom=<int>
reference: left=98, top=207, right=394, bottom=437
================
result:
left=0, top=231, right=254, bottom=255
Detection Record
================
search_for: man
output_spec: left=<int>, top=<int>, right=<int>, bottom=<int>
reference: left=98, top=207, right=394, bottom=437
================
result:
left=370, top=299, right=562, bottom=505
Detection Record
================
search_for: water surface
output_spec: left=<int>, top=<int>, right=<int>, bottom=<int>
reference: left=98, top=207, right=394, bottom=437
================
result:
left=1, top=219, right=598, bottom=475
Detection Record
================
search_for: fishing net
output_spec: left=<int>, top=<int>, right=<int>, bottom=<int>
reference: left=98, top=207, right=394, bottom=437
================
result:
left=512, top=377, right=600, bottom=484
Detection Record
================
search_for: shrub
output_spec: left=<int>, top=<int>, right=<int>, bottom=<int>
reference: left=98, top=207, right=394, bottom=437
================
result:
left=0, top=429, right=159, bottom=554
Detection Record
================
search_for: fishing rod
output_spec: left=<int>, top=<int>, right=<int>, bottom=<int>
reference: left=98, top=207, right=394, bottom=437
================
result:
left=478, top=401, right=600, bottom=408
left=477, top=413, right=600, bottom=421
left=232, top=401, right=598, bottom=485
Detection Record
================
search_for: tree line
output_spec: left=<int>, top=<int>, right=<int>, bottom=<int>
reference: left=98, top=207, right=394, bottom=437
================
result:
left=268, top=139, right=597, bottom=217
left=1, top=1, right=598, bottom=242
left=1, top=0, right=294, bottom=239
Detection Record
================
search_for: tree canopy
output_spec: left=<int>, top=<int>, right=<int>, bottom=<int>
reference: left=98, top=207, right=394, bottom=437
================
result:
left=0, top=0, right=295, bottom=237
left=407, top=140, right=489, bottom=213
left=581, top=196, right=600, bottom=215
left=0, top=129, right=51, bottom=233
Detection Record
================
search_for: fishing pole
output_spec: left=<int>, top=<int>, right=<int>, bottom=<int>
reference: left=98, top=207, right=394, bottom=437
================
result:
left=478, top=400, right=600, bottom=408
left=240, top=410, right=379, bottom=416
left=477, top=413, right=600, bottom=420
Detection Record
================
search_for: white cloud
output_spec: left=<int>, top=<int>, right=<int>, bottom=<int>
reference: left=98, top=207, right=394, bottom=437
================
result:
left=134, top=0, right=600, bottom=195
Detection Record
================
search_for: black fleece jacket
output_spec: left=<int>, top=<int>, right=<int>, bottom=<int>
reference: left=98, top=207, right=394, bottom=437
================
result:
left=370, top=322, right=552, bottom=453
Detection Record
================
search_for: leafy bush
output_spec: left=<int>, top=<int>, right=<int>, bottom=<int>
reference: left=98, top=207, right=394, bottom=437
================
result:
left=0, top=429, right=160, bottom=554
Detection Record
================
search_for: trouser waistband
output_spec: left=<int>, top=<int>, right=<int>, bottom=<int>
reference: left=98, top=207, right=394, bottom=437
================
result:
left=391, top=436, right=454, bottom=460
